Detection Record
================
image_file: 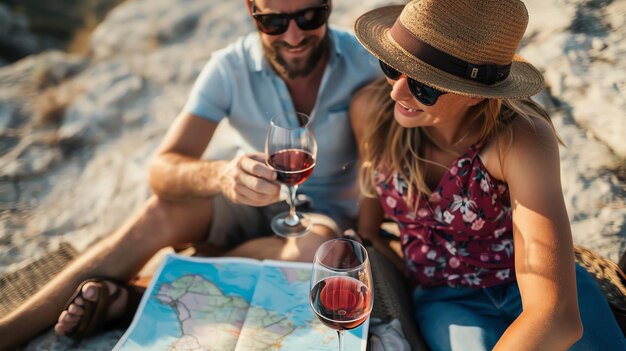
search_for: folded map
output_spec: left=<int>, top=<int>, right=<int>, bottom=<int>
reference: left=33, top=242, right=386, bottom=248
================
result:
left=114, top=254, right=369, bottom=350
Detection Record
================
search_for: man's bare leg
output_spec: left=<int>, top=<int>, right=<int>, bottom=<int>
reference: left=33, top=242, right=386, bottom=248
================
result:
left=0, top=195, right=215, bottom=350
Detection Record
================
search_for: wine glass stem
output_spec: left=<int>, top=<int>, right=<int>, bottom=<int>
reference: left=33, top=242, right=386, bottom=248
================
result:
left=337, top=330, right=345, bottom=351
left=285, top=185, right=299, bottom=226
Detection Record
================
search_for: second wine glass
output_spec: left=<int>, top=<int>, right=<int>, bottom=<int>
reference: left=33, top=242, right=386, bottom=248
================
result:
left=265, top=112, right=317, bottom=238
left=310, top=238, right=373, bottom=351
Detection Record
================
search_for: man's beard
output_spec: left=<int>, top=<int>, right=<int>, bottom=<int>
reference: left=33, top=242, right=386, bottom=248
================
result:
left=263, top=31, right=329, bottom=79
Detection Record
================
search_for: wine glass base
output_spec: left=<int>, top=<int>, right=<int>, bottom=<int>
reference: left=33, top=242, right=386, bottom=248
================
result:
left=271, top=211, right=312, bottom=238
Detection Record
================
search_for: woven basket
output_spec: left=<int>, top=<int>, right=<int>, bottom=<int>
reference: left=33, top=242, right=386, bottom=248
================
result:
left=573, top=244, right=626, bottom=336
left=0, top=242, right=78, bottom=316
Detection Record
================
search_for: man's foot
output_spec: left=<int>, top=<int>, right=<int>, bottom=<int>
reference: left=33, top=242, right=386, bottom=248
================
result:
left=54, top=278, right=143, bottom=338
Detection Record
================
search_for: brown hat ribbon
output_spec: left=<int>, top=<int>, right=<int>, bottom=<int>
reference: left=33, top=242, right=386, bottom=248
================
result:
left=389, top=21, right=512, bottom=85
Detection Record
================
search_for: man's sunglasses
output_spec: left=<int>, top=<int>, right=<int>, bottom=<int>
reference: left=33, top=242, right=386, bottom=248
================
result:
left=379, top=60, right=446, bottom=106
left=251, top=0, right=330, bottom=36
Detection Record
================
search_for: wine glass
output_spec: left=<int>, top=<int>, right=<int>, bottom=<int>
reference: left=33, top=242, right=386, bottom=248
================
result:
left=265, top=112, right=317, bottom=237
left=310, top=238, right=373, bottom=351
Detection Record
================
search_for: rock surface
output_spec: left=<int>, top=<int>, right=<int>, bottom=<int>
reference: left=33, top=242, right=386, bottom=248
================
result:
left=0, top=0, right=624, bottom=349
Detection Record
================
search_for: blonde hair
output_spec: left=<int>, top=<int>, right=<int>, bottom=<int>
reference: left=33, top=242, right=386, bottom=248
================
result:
left=359, top=78, right=560, bottom=211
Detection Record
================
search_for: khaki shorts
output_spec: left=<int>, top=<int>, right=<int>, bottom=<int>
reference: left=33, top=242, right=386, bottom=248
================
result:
left=206, top=195, right=349, bottom=250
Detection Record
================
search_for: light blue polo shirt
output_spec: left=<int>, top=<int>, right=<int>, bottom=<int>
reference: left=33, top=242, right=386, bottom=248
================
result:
left=182, top=26, right=380, bottom=226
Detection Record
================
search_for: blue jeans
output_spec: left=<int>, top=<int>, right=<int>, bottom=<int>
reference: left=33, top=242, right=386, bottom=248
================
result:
left=412, top=264, right=625, bottom=351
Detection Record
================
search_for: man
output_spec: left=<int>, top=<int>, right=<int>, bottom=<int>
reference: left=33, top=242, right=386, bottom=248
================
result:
left=0, top=0, right=379, bottom=348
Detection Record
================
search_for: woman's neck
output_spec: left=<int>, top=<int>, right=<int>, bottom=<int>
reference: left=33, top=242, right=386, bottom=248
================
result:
left=424, top=113, right=478, bottom=151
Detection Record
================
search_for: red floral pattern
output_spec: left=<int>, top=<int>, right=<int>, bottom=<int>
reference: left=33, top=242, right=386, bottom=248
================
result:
left=375, top=144, right=516, bottom=288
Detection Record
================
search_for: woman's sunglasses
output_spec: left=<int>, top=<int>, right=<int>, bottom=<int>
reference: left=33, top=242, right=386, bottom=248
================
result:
left=379, top=60, right=446, bottom=106
left=251, top=0, right=330, bottom=36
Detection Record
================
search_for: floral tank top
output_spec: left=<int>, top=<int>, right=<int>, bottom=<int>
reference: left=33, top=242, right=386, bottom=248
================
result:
left=375, top=143, right=516, bottom=288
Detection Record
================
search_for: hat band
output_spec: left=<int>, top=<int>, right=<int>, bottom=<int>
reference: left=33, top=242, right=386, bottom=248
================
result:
left=389, top=21, right=511, bottom=85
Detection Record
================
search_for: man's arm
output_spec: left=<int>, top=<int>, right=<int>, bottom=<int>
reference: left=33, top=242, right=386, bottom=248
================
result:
left=148, top=112, right=280, bottom=206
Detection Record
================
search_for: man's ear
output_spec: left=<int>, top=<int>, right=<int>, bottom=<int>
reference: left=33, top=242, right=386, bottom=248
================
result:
left=245, top=0, right=253, bottom=17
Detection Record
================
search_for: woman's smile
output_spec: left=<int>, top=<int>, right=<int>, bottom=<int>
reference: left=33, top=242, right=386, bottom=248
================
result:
left=395, top=100, right=423, bottom=115
left=393, top=99, right=430, bottom=128
left=397, top=101, right=420, bottom=113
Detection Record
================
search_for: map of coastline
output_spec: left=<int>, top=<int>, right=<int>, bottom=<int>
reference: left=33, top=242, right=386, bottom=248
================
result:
left=114, top=254, right=368, bottom=351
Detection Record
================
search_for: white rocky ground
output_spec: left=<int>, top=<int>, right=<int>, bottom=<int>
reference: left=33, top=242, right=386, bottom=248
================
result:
left=0, top=0, right=624, bottom=349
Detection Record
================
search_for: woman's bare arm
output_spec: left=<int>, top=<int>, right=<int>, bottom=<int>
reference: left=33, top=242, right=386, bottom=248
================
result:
left=493, top=117, right=582, bottom=350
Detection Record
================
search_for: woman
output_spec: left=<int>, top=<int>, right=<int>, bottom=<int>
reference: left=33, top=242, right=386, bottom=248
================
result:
left=350, top=0, right=625, bottom=350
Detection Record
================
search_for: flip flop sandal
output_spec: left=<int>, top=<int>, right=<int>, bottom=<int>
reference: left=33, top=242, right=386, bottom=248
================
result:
left=62, top=277, right=143, bottom=339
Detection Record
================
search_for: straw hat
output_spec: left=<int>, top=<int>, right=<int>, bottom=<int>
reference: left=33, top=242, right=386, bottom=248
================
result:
left=354, top=0, right=545, bottom=98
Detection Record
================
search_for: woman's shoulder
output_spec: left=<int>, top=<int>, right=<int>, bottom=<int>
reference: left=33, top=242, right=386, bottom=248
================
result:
left=481, top=105, right=560, bottom=182
left=508, top=111, right=560, bottom=156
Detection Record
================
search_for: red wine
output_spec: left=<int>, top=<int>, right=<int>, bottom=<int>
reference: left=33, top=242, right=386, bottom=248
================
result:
left=268, top=149, right=315, bottom=186
left=310, top=276, right=372, bottom=330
